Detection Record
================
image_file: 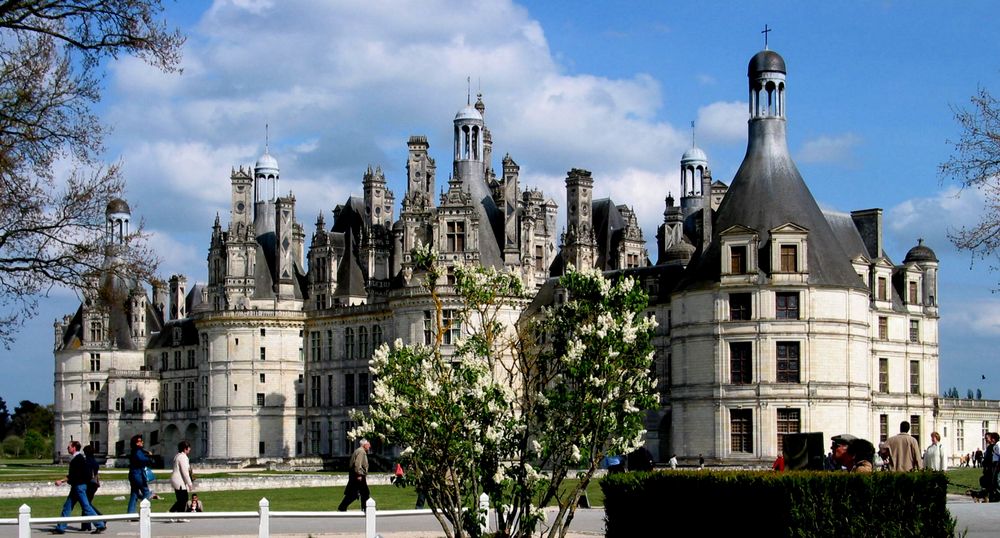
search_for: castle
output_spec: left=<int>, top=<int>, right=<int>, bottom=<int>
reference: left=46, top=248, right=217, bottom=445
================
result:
left=55, top=46, right=957, bottom=467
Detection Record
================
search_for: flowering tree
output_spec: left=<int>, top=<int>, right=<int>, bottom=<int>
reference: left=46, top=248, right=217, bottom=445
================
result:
left=355, top=245, right=656, bottom=538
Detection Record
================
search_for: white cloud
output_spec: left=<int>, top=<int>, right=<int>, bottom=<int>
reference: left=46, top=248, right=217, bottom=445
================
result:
left=886, top=185, right=986, bottom=252
left=98, top=0, right=703, bottom=268
left=942, top=298, right=1000, bottom=336
left=696, top=101, right=747, bottom=144
left=796, top=133, right=862, bottom=164
left=146, top=229, right=205, bottom=280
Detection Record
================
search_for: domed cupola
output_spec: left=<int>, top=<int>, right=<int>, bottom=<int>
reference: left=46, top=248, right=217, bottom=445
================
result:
left=748, top=49, right=786, bottom=120
left=254, top=147, right=279, bottom=202
left=454, top=104, right=485, bottom=162
left=105, top=197, right=131, bottom=245
left=904, top=238, right=938, bottom=264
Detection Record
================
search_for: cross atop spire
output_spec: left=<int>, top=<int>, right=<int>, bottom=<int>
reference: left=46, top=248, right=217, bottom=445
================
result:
left=761, top=24, right=771, bottom=49
left=467, top=76, right=471, bottom=105
left=265, top=123, right=270, bottom=154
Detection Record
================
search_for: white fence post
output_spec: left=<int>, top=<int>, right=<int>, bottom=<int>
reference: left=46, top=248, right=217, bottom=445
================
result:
left=139, top=498, right=151, bottom=538
left=258, top=497, right=270, bottom=538
left=365, top=497, right=376, bottom=538
left=479, top=492, right=490, bottom=534
left=17, top=504, right=30, bottom=538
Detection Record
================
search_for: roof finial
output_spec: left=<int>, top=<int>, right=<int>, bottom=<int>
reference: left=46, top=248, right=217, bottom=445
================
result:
left=467, top=76, right=471, bottom=105
left=265, top=123, right=270, bottom=154
left=761, top=24, right=771, bottom=50
left=691, top=120, right=696, bottom=148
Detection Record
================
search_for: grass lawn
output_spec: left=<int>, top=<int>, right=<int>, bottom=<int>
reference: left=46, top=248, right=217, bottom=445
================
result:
left=0, top=480, right=605, bottom=518
left=945, top=467, right=984, bottom=495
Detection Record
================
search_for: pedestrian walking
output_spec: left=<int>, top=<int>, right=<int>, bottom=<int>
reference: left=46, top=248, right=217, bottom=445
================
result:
left=169, top=440, right=195, bottom=516
left=79, top=445, right=103, bottom=532
left=337, top=438, right=371, bottom=511
left=52, top=440, right=106, bottom=534
left=127, top=434, right=155, bottom=513
left=924, top=432, right=945, bottom=471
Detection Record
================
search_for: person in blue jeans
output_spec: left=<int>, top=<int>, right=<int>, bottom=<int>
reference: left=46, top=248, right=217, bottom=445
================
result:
left=127, top=434, right=154, bottom=513
left=53, top=440, right=106, bottom=534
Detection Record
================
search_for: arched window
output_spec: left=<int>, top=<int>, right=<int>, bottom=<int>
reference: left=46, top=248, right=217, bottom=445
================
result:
left=150, top=398, right=160, bottom=412
left=358, top=326, right=368, bottom=358
left=372, top=325, right=382, bottom=349
left=344, top=328, right=354, bottom=359
left=115, top=397, right=124, bottom=411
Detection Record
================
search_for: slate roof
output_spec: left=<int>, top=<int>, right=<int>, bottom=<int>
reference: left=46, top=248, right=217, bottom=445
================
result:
left=463, top=174, right=504, bottom=268
left=679, top=119, right=866, bottom=292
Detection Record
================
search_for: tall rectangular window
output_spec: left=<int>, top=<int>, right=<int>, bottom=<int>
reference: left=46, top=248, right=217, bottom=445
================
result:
left=327, top=374, right=334, bottom=406
left=174, top=350, right=182, bottom=370
left=775, top=292, right=799, bottom=319
left=259, top=346, right=266, bottom=361
left=173, top=383, right=181, bottom=409
left=909, top=320, right=919, bottom=343
left=534, top=245, right=544, bottom=271
left=310, top=421, right=321, bottom=455
left=309, top=331, right=320, bottom=362
left=326, top=330, right=333, bottom=361
left=780, top=245, right=797, bottom=272
left=90, top=353, right=101, bottom=372
left=186, top=381, right=195, bottom=409
left=89, top=421, right=100, bottom=435
left=187, top=349, right=196, bottom=369
left=730, top=409, right=753, bottom=453
left=776, top=342, right=800, bottom=383
left=358, top=326, right=368, bottom=358
left=909, top=360, right=920, bottom=394
left=345, top=328, right=354, bottom=359
left=259, top=441, right=265, bottom=455
left=358, top=373, right=370, bottom=405
left=880, top=414, right=889, bottom=442
left=878, top=316, right=888, bottom=340
left=729, top=293, right=751, bottom=321
left=877, top=277, right=887, bottom=301
left=909, top=281, right=918, bottom=303
left=310, top=375, right=320, bottom=406
left=345, top=374, right=356, bottom=406
left=776, top=409, right=800, bottom=452
left=730, top=342, right=752, bottom=384
left=879, top=358, right=889, bottom=393
left=446, top=221, right=466, bottom=251
left=911, top=415, right=921, bottom=442
left=423, top=311, right=433, bottom=345
left=442, top=310, right=461, bottom=345
left=730, top=246, right=747, bottom=274
left=89, top=400, right=101, bottom=412
left=957, top=421, right=965, bottom=452
left=256, top=393, right=265, bottom=406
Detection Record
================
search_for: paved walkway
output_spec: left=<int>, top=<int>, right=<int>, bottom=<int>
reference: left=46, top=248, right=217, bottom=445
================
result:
left=14, top=494, right=1000, bottom=536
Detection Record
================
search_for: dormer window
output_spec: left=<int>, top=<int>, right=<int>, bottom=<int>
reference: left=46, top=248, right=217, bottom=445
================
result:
left=908, top=281, right=918, bottom=304
left=731, top=246, right=747, bottom=274
left=446, top=221, right=466, bottom=251
left=780, top=245, right=798, bottom=272
left=877, top=277, right=887, bottom=301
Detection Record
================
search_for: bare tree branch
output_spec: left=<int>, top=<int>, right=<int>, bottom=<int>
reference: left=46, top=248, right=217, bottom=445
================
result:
left=0, top=0, right=182, bottom=347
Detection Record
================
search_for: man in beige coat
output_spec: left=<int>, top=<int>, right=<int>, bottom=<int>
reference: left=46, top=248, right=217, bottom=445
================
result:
left=338, top=438, right=371, bottom=511
left=886, top=421, right=923, bottom=471
left=169, top=440, right=195, bottom=516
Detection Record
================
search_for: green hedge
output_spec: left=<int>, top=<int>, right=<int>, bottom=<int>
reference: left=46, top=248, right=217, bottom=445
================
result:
left=600, top=471, right=955, bottom=537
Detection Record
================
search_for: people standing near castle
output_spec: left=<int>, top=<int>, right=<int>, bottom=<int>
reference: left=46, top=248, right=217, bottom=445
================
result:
left=79, top=444, right=103, bottom=532
left=975, top=448, right=984, bottom=468
left=981, top=432, right=1000, bottom=502
left=837, top=439, right=875, bottom=473
left=668, top=454, right=678, bottom=470
left=127, top=434, right=155, bottom=513
left=338, top=438, right=371, bottom=511
left=170, top=440, right=195, bottom=515
left=53, top=440, right=106, bottom=534
left=885, top=422, right=922, bottom=471
left=923, top=432, right=945, bottom=471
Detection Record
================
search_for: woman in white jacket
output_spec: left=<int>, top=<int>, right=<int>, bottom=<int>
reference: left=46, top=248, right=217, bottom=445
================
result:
left=169, top=440, right=194, bottom=514
left=924, top=431, right=946, bottom=471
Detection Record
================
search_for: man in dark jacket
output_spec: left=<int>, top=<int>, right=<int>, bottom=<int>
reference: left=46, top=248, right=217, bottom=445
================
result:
left=53, top=440, right=106, bottom=534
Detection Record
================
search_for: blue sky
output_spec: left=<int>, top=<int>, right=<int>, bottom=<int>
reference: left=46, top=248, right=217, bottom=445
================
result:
left=3, top=0, right=1000, bottom=404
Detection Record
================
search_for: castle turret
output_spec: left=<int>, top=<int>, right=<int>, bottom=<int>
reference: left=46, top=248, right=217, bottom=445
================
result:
left=561, top=168, right=596, bottom=271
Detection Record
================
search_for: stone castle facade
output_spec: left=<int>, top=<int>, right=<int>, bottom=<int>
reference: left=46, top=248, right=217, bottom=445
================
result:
left=55, top=46, right=966, bottom=467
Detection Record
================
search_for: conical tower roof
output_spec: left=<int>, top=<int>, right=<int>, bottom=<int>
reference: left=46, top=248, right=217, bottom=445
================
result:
left=679, top=49, right=865, bottom=291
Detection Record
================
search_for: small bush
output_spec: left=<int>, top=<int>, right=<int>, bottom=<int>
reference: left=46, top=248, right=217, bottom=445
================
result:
left=601, top=470, right=955, bottom=537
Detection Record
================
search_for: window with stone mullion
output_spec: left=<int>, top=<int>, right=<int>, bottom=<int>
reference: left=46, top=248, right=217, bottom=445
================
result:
left=776, top=342, right=800, bottom=383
